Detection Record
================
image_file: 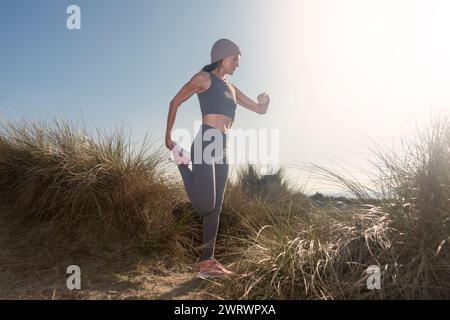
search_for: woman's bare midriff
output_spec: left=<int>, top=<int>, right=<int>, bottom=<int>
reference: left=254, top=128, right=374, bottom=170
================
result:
left=202, top=114, right=233, bottom=134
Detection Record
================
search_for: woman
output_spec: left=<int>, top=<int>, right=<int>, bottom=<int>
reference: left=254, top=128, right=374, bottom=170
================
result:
left=165, top=39, right=270, bottom=279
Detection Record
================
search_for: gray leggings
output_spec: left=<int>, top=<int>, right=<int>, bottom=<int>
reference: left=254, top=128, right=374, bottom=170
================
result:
left=178, top=124, right=229, bottom=262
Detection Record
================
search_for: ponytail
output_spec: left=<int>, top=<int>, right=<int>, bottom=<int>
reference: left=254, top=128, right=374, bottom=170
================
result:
left=201, top=60, right=221, bottom=72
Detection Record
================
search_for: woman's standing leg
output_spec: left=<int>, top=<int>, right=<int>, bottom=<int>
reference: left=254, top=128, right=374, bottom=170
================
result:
left=176, top=126, right=229, bottom=262
left=200, top=157, right=229, bottom=261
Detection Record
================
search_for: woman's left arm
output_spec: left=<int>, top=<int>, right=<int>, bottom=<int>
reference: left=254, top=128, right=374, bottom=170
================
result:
left=232, top=84, right=270, bottom=114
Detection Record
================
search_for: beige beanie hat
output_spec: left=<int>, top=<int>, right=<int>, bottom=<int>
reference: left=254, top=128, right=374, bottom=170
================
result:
left=211, top=39, right=241, bottom=64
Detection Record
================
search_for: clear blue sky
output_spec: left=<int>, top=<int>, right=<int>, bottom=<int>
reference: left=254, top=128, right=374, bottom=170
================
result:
left=1, top=0, right=449, bottom=195
left=1, top=0, right=269, bottom=133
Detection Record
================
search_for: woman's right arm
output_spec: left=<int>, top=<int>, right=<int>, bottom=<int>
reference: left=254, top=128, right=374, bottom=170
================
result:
left=165, top=72, right=208, bottom=150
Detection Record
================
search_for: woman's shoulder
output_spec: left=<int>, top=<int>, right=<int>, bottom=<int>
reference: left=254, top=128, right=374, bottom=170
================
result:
left=192, top=71, right=212, bottom=86
left=193, top=71, right=213, bottom=94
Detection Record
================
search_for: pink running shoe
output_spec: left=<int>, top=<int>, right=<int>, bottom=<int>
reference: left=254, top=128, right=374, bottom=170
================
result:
left=170, top=143, right=191, bottom=165
left=197, top=259, right=234, bottom=280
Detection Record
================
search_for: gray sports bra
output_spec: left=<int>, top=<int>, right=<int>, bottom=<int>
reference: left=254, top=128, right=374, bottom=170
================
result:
left=197, top=72, right=237, bottom=120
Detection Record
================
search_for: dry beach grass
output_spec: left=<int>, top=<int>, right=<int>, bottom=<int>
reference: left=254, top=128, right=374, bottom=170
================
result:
left=0, top=115, right=448, bottom=299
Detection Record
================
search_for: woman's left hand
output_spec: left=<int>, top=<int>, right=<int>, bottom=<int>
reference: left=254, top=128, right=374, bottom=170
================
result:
left=257, top=92, right=270, bottom=106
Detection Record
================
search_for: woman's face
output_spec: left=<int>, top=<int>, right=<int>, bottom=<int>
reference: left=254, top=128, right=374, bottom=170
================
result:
left=222, top=54, right=240, bottom=75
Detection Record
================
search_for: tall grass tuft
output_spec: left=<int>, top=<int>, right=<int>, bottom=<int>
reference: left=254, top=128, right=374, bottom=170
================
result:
left=0, top=117, right=194, bottom=256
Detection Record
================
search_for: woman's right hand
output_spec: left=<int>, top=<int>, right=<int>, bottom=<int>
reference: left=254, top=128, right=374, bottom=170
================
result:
left=165, top=135, right=175, bottom=150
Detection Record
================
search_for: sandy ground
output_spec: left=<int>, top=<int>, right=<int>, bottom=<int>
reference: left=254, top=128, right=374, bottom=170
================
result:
left=0, top=206, right=221, bottom=300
